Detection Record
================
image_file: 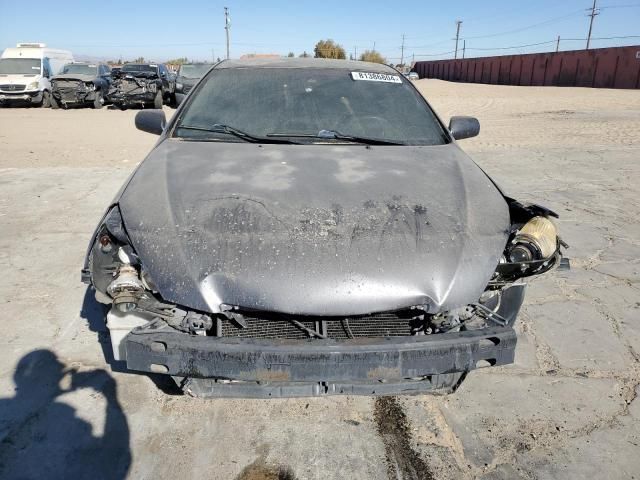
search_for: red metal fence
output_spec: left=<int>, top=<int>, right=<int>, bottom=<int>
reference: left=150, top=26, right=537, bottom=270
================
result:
left=414, top=45, right=640, bottom=89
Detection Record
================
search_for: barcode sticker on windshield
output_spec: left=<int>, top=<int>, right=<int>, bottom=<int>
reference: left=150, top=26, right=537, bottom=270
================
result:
left=351, top=72, right=402, bottom=83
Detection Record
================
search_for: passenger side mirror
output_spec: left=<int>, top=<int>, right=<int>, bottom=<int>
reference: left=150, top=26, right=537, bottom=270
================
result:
left=135, top=110, right=166, bottom=135
left=449, top=116, right=480, bottom=140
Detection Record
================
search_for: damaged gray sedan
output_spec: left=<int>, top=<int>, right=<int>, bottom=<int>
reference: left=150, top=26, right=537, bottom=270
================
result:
left=83, top=58, right=567, bottom=398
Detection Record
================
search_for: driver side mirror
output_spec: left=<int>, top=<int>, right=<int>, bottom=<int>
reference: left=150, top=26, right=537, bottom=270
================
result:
left=135, top=110, right=166, bottom=135
left=449, top=116, right=480, bottom=140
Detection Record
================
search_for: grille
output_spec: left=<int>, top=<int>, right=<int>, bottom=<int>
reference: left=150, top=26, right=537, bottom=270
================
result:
left=116, top=79, right=145, bottom=94
left=0, top=84, right=25, bottom=92
left=221, top=317, right=316, bottom=339
left=326, top=313, right=413, bottom=339
left=54, top=80, right=83, bottom=90
left=220, top=312, right=417, bottom=339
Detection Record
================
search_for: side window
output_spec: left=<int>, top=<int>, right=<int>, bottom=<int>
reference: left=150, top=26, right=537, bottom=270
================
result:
left=42, top=58, right=51, bottom=77
left=159, top=65, right=167, bottom=76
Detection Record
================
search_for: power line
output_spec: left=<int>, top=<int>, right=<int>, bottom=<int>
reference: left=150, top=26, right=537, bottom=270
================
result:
left=562, top=34, right=640, bottom=40
left=462, top=9, right=585, bottom=40
left=413, top=50, right=456, bottom=58
left=466, top=40, right=556, bottom=51
left=411, top=35, right=640, bottom=60
left=598, top=2, right=640, bottom=8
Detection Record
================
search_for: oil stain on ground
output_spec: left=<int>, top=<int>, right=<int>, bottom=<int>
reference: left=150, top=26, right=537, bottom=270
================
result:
left=235, top=456, right=297, bottom=480
left=374, top=396, right=435, bottom=480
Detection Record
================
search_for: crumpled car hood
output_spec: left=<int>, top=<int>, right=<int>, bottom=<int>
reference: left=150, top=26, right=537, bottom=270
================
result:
left=118, top=140, right=510, bottom=316
left=52, top=73, right=96, bottom=82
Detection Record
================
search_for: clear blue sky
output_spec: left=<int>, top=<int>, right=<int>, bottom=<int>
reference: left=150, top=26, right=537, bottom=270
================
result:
left=0, top=0, right=638, bottom=62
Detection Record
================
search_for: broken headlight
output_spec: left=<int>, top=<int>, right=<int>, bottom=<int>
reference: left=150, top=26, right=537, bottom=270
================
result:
left=85, top=205, right=138, bottom=298
left=492, top=200, right=568, bottom=285
left=507, top=216, right=557, bottom=262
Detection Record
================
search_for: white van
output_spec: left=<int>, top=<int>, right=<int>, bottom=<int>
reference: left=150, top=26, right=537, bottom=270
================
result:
left=0, top=43, right=74, bottom=107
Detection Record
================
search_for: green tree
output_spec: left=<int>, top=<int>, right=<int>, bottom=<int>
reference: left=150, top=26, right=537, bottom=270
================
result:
left=133, top=56, right=145, bottom=63
left=299, top=51, right=310, bottom=58
left=359, top=50, right=386, bottom=64
left=287, top=52, right=295, bottom=57
left=314, top=39, right=346, bottom=59
left=167, top=57, right=188, bottom=65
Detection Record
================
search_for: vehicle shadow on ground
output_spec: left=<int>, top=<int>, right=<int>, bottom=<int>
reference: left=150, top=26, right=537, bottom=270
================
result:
left=79, top=286, right=182, bottom=395
left=0, top=349, right=131, bottom=480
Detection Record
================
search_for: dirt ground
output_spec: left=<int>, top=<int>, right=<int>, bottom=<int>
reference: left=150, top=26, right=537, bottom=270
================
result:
left=0, top=80, right=639, bottom=480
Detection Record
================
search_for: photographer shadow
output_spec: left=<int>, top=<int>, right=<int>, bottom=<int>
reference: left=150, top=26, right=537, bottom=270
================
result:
left=80, top=286, right=182, bottom=395
left=0, top=349, right=131, bottom=480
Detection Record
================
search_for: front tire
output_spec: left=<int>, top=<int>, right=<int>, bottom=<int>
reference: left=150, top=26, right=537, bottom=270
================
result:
left=50, top=95, right=60, bottom=109
left=153, top=90, right=163, bottom=109
left=92, top=90, right=104, bottom=109
left=40, top=90, right=51, bottom=108
left=169, top=92, right=177, bottom=108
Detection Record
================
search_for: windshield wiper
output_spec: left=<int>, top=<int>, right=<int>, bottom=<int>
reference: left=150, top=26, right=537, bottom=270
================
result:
left=177, top=124, right=298, bottom=144
left=267, top=129, right=404, bottom=146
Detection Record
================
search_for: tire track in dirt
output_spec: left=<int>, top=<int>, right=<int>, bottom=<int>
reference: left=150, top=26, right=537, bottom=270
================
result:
left=374, top=396, right=435, bottom=480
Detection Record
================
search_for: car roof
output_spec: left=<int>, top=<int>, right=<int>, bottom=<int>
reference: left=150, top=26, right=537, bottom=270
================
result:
left=216, top=57, right=397, bottom=73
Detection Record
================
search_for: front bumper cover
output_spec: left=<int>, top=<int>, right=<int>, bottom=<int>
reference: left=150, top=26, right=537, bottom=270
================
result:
left=52, top=88, right=96, bottom=105
left=0, top=91, right=42, bottom=103
left=107, top=91, right=155, bottom=105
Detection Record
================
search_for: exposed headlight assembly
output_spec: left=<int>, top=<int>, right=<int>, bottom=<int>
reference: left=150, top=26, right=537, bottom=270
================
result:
left=84, top=205, right=135, bottom=297
left=84, top=205, right=168, bottom=314
left=507, top=216, right=558, bottom=262
left=493, top=209, right=568, bottom=284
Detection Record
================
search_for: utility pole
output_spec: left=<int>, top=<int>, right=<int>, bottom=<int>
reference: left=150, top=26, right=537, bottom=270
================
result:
left=224, top=7, right=230, bottom=59
left=400, top=34, right=405, bottom=67
left=373, top=41, right=376, bottom=52
left=462, top=40, right=466, bottom=59
left=454, top=20, right=463, bottom=59
left=556, top=35, right=561, bottom=53
left=354, top=46, right=357, bottom=60
left=586, top=0, right=599, bottom=50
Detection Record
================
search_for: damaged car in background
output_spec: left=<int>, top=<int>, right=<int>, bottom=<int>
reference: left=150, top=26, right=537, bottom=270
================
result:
left=174, top=62, right=212, bottom=105
left=50, top=62, right=111, bottom=109
left=83, top=58, right=569, bottom=398
left=107, top=63, right=175, bottom=109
